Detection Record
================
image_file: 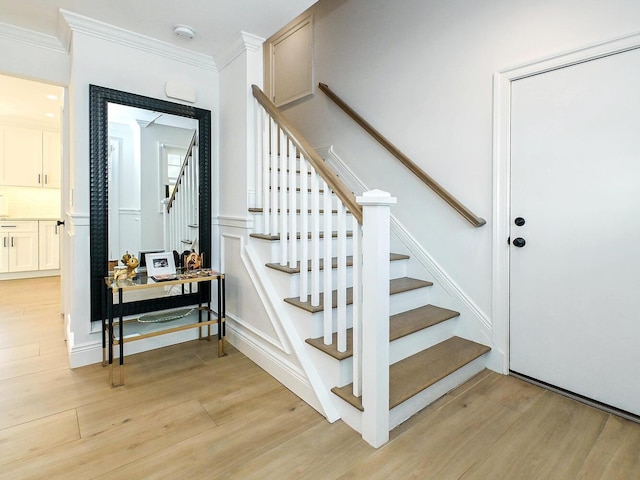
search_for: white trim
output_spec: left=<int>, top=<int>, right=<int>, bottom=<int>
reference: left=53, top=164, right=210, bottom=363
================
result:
left=0, top=21, right=66, bottom=53
left=226, top=311, right=286, bottom=353
left=214, top=31, right=264, bottom=71
left=217, top=215, right=254, bottom=230
left=67, top=211, right=90, bottom=227
left=59, top=9, right=216, bottom=71
left=242, top=240, right=340, bottom=422
left=492, top=30, right=640, bottom=374
left=222, top=233, right=290, bottom=354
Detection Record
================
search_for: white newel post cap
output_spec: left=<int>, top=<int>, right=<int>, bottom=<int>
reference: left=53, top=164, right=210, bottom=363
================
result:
left=356, top=189, right=397, bottom=206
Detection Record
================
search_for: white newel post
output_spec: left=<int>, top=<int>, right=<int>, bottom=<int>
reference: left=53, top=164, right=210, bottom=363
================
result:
left=357, top=189, right=396, bottom=448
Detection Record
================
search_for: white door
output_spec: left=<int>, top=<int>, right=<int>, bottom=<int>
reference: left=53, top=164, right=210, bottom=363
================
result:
left=510, top=47, right=640, bottom=416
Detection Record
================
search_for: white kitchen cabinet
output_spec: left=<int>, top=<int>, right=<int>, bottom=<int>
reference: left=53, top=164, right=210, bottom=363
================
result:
left=0, top=125, right=60, bottom=188
left=0, top=125, right=42, bottom=187
left=38, top=220, right=60, bottom=270
left=41, top=130, right=61, bottom=188
left=0, top=221, right=39, bottom=273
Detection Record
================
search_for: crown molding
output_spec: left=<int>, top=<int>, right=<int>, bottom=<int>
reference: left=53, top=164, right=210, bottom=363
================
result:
left=214, top=31, right=264, bottom=71
left=0, top=21, right=66, bottom=53
left=59, top=9, right=217, bottom=71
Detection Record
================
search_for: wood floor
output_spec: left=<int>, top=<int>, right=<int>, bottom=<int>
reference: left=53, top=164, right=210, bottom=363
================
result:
left=1, top=276, right=639, bottom=479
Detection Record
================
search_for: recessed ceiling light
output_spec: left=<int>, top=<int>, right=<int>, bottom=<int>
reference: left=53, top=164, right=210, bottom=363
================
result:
left=45, top=113, right=55, bottom=118
left=174, top=24, right=195, bottom=39
left=46, top=94, right=58, bottom=100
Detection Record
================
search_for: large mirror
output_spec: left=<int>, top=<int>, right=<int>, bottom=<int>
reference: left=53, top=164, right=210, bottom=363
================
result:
left=90, top=85, right=212, bottom=323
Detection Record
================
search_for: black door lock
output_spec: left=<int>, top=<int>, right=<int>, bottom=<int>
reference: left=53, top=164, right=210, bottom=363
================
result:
left=512, top=237, right=526, bottom=248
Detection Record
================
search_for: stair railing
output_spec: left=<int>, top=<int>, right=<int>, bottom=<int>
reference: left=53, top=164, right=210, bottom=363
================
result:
left=318, top=82, right=486, bottom=228
left=252, top=85, right=392, bottom=446
left=163, top=130, right=199, bottom=254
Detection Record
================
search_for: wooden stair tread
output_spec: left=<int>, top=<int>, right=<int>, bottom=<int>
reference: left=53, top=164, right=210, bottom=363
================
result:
left=284, top=277, right=433, bottom=313
left=331, top=336, right=491, bottom=411
left=306, top=304, right=460, bottom=360
left=250, top=231, right=354, bottom=241
left=266, top=253, right=409, bottom=274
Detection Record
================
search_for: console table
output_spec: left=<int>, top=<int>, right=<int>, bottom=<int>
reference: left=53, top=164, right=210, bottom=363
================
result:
left=103, top=270, right=225, bottom=387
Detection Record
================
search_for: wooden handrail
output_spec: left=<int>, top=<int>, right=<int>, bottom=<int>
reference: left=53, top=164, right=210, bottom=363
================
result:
left=318, top=83, right=486, bottom=227
left=252, top=85, right=363, bottom=224
left=167, top=130, right=198, bottom=213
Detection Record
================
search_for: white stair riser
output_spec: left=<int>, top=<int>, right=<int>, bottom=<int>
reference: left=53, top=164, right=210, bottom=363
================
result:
left=293, top=286, right=433, bottom=339
left=388, top=355, right=487, bottom=430
left=267, top=258, right=408, bottom=299
left=251, top=236, right=355, bottom=265
left=304, top=316, right=458, bottom=390
left=307, top=346, right=354, bottom=388
left=265, top=190, right=338, bottom=207
left=389, top=318, right=457, bottom=365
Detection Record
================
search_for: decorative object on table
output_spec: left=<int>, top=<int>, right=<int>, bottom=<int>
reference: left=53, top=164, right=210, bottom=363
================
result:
left=145, top=251, right=177, bottom=280
left=137, top=307, right=195, bottom=323
left=113, top=266, right=128, bottom=280
left=185, top=250, right=204, bottom=270
left=125, top=254, right=139, bottom=278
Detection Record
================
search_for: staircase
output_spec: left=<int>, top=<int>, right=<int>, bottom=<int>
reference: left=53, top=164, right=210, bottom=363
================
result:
left=250, top=85, right=490, bottom=447
left=163, top=130, right=199, bottom=255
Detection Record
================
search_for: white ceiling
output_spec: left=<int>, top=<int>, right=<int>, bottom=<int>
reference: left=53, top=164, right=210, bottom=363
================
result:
left=0, top=73, right=64, bottom=126
left=0, top=0, right=316, bottom=56
left=0, top=0, right=316, bottom=125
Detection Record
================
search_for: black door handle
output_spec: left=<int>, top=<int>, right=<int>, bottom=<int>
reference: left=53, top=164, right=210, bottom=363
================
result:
left=55, top=219, right=65, bottom=235
left=512, top=237, right=526, bottom=248
left=514, top=217, right=526, bottom=226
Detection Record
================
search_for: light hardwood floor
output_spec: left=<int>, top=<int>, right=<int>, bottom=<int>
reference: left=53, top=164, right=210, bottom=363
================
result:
left=1, top=276, right=639, bottom=479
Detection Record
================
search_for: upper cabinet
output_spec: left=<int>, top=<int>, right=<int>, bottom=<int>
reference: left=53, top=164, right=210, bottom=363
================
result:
left=0, top=125, right=60, bottom=188
left=42, top=130, right=61, bottom=189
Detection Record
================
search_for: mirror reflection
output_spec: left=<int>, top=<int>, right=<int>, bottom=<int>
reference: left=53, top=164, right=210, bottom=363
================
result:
left=107, top=104, right=198, bottom=266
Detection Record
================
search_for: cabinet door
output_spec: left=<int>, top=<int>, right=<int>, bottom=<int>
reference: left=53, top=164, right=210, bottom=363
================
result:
left=42, top=131, right=61, bottom=189
left=39, top=220, right=60, bottom=270
left=0, top=126, right=42, bottom=187
left=9, top=231, right=39, bottom=272
left=0, top=233, right=8, bottom=273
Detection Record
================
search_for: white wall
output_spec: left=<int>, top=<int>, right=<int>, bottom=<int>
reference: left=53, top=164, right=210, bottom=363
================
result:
left=281, top=0, right=640, bottom=322
left=63, top=22, right=218, bottom=366
left=139, top=123, right=193, bottom=251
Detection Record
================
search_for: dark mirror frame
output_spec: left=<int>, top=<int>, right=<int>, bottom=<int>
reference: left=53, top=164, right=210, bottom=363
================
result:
left=89, top=85, right=212, bottom=323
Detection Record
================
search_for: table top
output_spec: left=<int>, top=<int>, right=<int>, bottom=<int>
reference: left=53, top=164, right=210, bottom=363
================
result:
left=105, top=269, right=223, bottom=291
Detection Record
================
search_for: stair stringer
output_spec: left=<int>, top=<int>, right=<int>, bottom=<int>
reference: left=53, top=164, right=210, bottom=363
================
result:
left=238, top=240, right=341, bottom=422
left=319, top=145, right=504, bottom=371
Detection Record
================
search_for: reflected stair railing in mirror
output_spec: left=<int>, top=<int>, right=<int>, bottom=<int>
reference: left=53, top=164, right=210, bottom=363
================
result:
left=164, top=130, right=199, bottom=256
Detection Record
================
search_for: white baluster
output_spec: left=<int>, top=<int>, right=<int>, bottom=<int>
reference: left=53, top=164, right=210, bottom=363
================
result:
left=299, top=156, right=309, bottom=302
left=288, top=140, right=297, bottom=268
left=310, top=168, right=320, bottom=306
left=323, top=179, right=333, bottom=345
left=270, top=119, right=278, bottom=236
left=279, top=129, right=288, bottom=266
left=337, top=202, right=347, bottom=352
left=261, top=109, right=270, bottom=235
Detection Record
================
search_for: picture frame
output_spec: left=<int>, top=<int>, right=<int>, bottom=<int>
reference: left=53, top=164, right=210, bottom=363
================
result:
left=145, top=252, right=176, bottom=278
